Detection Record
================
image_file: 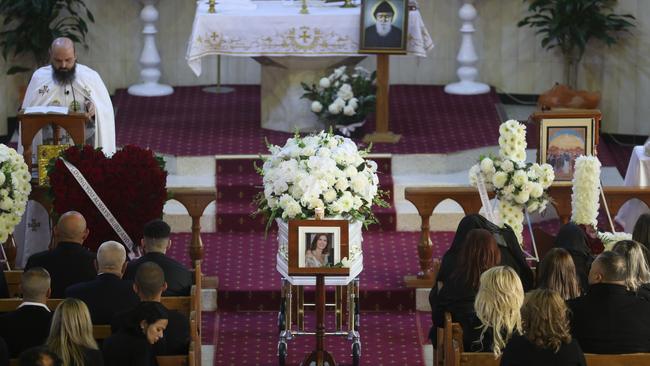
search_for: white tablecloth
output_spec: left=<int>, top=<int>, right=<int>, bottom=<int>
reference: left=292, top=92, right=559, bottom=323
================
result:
left=186, top=1, right=434, bottom=76
left=615, top=145, right=650, bottom=232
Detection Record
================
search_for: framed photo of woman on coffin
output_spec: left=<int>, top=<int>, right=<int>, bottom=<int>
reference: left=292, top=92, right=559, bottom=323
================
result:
left=288, top=219, right=349, bottom=276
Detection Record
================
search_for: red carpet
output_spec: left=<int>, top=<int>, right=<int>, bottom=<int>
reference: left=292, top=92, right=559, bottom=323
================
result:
left=214, top=311, right=424, bottom=366
left=113, top=85, right=632, bottom=175
left=113, top=85, right=502, bottom=156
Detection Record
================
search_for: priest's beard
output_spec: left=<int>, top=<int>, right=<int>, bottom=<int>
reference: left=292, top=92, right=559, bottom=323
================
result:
left=52, top=62, right=77, bottom=85
left=375, top=20, right=392, bottom=37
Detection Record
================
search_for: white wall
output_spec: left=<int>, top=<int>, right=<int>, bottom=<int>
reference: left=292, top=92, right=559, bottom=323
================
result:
left=1, top=0, right=648, bottom=136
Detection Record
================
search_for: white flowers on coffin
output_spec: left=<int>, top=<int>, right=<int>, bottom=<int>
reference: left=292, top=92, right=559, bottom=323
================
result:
left=571, top=156, right=602, bottom=228
left=469, top=120, right=555, bottom=243
left=260, top=131, right=382, bottom=277
left=0, top=145, right=31, bottom=243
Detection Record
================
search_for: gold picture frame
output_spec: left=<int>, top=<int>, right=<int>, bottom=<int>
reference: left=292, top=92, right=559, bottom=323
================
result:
left=288, top=219, right=349, bottom=276
left=37, top=144, right=70, bottom=186
left=539, top=117, right=596, bottom=185
left=359, top=0, right=409, bottom=54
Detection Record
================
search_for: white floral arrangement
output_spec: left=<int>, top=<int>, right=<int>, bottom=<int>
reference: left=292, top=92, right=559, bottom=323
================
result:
left=570, top=155, right=602, bottom=228
left=301, top=66, right=376, bottom=137
left=469, top=120, right=555, bottom=243
left=255, top=131, right=388, bottom=232
left=598, top=231, right=632, bottom=251
left=0, top=145, right=31, bottom=243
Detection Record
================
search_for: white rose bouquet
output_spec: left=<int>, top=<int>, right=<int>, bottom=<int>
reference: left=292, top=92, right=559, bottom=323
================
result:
left=254, top=130, right=388, bottom=232
left=0, top=145, right=31, bottom=243
left=469, top=120, right=555, bottom=243
left=301, top=66, right=376, bottom=138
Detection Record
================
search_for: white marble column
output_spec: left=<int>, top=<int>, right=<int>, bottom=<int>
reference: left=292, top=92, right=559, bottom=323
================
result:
left=445, top=2, right=490, bottom=95
left=128, top=0, right=173, bottom=97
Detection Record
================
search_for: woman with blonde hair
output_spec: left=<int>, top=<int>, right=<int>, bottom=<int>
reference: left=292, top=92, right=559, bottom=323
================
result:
left=501, top=289, right=586, bottom=366
left=536, top=248, right=582, bottom=300
left=474, top=266, right=524, bottom=356
left=46, top=298, right=103, bottom=366
left=612, top=240, right=650, bottom=298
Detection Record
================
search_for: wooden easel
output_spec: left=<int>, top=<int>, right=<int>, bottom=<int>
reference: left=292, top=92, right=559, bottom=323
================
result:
left=18, top=112, right=87, bottom=174
left=363, top=54, right=401, bottom=144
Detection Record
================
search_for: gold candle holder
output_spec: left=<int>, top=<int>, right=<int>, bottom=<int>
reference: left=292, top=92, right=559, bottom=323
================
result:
left=300, top=0, right=309, bottom=14
left=340, top=0, right=356, bottom=8
left=208, top=0, right=216, bottom=13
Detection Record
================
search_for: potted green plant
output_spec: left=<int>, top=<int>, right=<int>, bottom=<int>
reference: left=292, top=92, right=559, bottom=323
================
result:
left=0, top=0, right=95, bottom=75
left=517, top=0, right=635, bottom=90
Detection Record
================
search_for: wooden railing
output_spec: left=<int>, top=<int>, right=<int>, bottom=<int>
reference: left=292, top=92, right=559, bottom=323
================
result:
left=404, top=185, right=650, bottom=288
left=3, top=186, right=216, bottom=269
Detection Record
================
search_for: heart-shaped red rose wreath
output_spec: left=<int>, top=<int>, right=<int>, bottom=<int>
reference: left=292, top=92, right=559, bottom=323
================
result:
left=48, top=145, right=167, bottom=252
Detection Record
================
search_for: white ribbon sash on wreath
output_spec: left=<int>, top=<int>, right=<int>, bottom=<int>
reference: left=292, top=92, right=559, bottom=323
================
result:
left=476, top=174, right=497, bottom=224
left=61, top=158, right=139, bottom=259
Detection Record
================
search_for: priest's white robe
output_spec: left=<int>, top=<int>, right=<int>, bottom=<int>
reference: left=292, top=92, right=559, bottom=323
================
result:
left=14, top=64, right=116, bottom=267
left=19, top=63, right=116, bottom=155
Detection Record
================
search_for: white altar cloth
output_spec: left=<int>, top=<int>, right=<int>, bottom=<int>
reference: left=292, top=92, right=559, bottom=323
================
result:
left=186, top=1, right=434, bottom=76
left=186, top=1, right=433, bottom=131
left=615, top=145, right=650, bottom=232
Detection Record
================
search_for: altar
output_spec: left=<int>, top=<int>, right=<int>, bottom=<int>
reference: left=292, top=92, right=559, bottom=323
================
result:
left=185, top=0, right=433, bottom=132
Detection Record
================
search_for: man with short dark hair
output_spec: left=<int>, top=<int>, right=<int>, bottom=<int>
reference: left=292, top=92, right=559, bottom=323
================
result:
left=113, top=262, right=190, bottom=355
left=25, top=211, right=96, bottom=298
left=0, top=268, right=53, bottom=357
left=124, top=219, right=192, bottom=296
left=568, top=251, right=650, bottom=353
left=65, top=241, right=139, bottom=324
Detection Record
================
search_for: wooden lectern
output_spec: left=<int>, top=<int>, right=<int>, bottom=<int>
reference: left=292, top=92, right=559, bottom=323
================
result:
left=18, top=112, right=88, bottom=174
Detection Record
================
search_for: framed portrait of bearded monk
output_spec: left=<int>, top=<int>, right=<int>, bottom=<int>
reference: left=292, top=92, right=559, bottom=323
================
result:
left=359, top=0, right=408, bottom=53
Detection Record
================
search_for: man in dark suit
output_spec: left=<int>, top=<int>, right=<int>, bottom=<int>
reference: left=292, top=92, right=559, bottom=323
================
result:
left=124, top=220, right=192, bottom=296
left=113, top=262, right=190, bottom=355
left=25, top=211, right=96, bottom=298
left=568, top=251, right=650, bottom=354
left=363, top=1, right=403, bottom=48
left=65, top=241, right=139, bottom=324
left=0, top=268, right=53, bottom=357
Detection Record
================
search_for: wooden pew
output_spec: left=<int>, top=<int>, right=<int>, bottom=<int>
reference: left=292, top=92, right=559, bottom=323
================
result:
left=0, top=296, right=192, bottom=315
left=4, top=270, right=21, bottom=297
left=440, top=312, right=650, bottom=366
left=404, top=186, right=650, bottom=288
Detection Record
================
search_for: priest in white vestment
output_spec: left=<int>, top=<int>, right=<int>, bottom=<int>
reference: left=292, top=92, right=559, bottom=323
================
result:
left=19, top=37, right=116, bottom=155
left=15, top=37, right=116, bottom=267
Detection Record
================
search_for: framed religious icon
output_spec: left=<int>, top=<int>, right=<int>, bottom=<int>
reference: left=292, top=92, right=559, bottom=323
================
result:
left=359, top=0, right=409, bottom=54
left=288, top=219, right=349, bottom=276
left=538, top=116, right=597, bottom=184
